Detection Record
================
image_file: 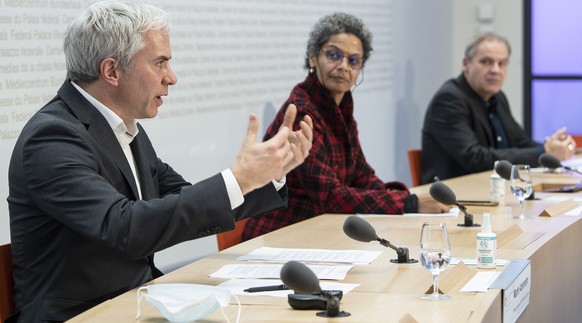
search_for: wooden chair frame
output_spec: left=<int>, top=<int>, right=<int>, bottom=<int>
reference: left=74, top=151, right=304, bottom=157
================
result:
left=216, top=218, right=250, bottom=251
left=407, top=149, right=422, bottom=187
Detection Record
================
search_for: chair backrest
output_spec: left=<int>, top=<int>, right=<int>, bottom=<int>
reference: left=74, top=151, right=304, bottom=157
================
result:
left=407, top=149, right=422, bottom=187
left=571, top=134, right=582, bottom=146
left=217, top=218, right=250, bottom=251
left=0, top=243, right=14, bottom=322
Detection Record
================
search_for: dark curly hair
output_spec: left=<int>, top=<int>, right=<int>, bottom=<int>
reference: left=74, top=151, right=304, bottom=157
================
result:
left=304, top=12, right=373, bottom=69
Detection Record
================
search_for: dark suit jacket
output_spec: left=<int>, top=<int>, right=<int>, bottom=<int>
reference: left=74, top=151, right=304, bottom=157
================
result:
left=7, top=81, right=287, bottom=322
left=421, top=74, right=543, bottom=184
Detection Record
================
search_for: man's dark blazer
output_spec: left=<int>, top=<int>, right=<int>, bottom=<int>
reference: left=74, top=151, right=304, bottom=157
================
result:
left=7, top=81, right=287, bottom=322
left=421, top=74, right=543, bottom=184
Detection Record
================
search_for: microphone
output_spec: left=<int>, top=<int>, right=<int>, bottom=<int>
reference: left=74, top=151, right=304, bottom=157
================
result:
left=280, top=261, right=350, bottom=317
left=494, top=160, right=513, bottom=180
left=343, top=215, right=417, bottom=263
left=280, top=261, right=321, bottom=295
left=538, top=153, right=582, bottom=175
left=430, top=182, right=480, bottom=227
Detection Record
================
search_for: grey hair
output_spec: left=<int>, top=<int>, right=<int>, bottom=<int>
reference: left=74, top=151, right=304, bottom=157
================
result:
left=304, top=12, right=373, bottom=69
left=64, top=1, right=170, bottom=83
left=464, top=32, right=511, bottom=61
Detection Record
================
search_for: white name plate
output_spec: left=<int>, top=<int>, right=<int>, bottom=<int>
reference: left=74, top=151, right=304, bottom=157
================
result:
left=489, top=259, right=531, bottom=323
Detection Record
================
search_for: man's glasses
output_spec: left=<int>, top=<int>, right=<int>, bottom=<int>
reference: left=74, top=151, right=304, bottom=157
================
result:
left=321, top=48, right=363, bottom=70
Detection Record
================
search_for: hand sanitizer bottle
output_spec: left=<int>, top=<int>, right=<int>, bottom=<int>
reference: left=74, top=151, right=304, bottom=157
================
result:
left=477, top=213, right=497, bottom=269
left=490, top=161, right=505, bottom=203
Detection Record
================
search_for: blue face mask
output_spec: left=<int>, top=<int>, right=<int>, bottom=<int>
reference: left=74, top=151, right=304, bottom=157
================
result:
left=136, top=283, right=238, bottom=322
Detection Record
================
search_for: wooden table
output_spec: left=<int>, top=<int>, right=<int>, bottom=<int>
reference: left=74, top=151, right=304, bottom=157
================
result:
left=69, top=170, right=582, bottom=322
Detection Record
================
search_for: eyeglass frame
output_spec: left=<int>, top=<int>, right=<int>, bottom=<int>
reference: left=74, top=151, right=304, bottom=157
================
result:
left=320, top=47, right=364, bottom=70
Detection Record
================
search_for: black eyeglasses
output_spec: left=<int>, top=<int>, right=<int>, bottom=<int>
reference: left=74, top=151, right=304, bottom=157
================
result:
left=321, top=48, right=363, bottom=70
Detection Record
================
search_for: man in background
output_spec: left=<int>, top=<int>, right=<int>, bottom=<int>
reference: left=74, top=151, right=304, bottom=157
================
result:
left=421, top=32, right=575, bottom=184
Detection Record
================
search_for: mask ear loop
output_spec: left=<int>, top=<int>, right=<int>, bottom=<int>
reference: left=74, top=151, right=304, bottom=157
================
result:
left=217, top=293, right=241, bottom=323
left=135, top=286, right=148, bottom=320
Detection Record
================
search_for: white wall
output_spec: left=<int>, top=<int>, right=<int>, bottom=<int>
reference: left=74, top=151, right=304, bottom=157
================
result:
left=0, top=1, right=523, bottom=273
left=451, top=0, right=524, bottom=125
left=374, top=0, right=523, bottom=185
left=387, top=0, right=454, bottom=183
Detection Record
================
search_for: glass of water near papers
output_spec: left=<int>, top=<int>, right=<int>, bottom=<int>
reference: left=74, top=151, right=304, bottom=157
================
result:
left=419, top=222, right=451, bottom=300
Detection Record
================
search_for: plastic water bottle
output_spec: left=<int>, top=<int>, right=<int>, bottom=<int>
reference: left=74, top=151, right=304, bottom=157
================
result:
left=490, top=161, right=505, bottom=203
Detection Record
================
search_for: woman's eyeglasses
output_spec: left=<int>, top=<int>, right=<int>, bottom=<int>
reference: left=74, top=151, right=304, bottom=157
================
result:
left=321, top=48, right=363, bottom=70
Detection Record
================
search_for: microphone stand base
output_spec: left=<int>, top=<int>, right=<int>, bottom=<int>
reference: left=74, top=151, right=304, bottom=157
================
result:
left=458, top=223, right=481, bottom=227
left=316, top=295, right=349, bottom=317
left=390, top=258, right=418, bottom=264
left=389, top=247, right=418, bottom=263
left=458, top=213, right=480, bottom=227
left=316, top=311, right=351, bottom=318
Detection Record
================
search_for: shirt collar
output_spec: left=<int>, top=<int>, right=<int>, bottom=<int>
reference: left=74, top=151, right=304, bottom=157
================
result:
left=71, top=81, right=139, bottom=143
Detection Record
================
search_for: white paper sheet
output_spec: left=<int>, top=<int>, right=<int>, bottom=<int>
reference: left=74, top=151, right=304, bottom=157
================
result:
left=564, top=205, right=582, bottom=216
left=236, top=247, right=381, bottom=264
left=451, top=258, right=509, bottom=267
left=218, top=278, right=360, bottom=297
left=561, top=157, right=582, bottom=170
left=209, top=264, right=353, bottom=280
left=543, top=195, right=582, bottom=203
left=460, top=272, right=501, bottom=293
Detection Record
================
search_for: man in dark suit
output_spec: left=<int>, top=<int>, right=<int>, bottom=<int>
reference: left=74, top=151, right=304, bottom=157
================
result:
left=6, top=2, right=313, bottom=322
left=421, top=32, right=575, bottom=184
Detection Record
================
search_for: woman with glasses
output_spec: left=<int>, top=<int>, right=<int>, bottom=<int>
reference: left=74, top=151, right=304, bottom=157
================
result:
left=242, top=13, right=444, bottom=240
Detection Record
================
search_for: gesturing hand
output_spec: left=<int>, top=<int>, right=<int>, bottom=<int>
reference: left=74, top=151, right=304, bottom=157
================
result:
left=417, top=194, right=451, bottom=214
left=230, top=104, right=313, bottom=195
left=280, top=104, right=313, bottom=177
left=544, top=127, right=576, bottom=161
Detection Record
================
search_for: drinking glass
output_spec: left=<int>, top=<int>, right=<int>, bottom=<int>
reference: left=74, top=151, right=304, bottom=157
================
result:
left=509, top=164, right=533, bottom=219
left=419, top=222, right=451, bottom=300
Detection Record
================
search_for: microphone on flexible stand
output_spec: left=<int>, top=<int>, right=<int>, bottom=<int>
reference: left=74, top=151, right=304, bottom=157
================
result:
left=538, top=153, right=582, bottom=175
left=342, top=215, right=417, bottom=263
left=280, top=261, right=350, bottom=318
left=430, top=181, right=480, bottom=227
left=495, top=159, right=537, bottom=200
left=494, top=160, right=513, bottom=181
